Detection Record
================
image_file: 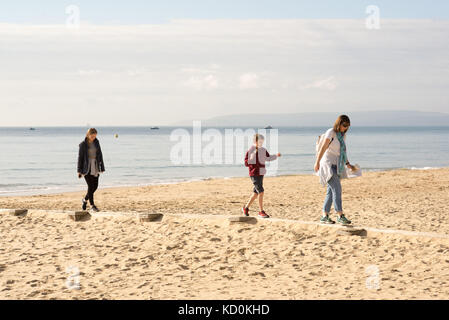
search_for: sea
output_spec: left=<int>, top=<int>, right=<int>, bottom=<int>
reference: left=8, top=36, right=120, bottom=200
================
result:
left=1, top=126, right=448, bottom=196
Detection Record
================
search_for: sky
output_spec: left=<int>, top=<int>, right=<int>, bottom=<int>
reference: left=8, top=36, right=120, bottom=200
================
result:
left=0, top=1, right=448, bottom=126
left=1, top=0, right=449, bottom=22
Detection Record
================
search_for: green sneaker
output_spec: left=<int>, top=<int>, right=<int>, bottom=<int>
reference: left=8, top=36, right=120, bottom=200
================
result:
left=337, top=214, right=351, bottom=225
left=320, top=215, right=335, bottom=224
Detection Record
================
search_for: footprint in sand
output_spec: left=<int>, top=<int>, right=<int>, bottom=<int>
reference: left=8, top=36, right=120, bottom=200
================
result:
left=236, top=248, right=246, bottom=255
left=250, top=272, right=266, bottom=277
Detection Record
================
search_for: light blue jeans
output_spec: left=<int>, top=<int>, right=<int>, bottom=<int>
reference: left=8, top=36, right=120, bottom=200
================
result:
left=323, top=165, right=342, bottom=213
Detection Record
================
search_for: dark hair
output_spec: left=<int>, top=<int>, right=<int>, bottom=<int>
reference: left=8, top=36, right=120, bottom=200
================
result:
left=86, top=128, right=98, bottom=138
left=333, top=115, right=351, bottom=133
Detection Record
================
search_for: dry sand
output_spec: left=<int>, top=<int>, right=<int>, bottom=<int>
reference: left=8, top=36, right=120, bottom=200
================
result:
left=1, top=168, right=449, bottom=299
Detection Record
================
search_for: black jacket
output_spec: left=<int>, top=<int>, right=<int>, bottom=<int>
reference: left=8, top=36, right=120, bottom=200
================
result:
left=77, top=138, right=105, bottom=175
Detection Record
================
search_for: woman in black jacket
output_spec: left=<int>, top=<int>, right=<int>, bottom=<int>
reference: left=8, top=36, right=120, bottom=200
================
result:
left=77, top=128, right=105, bottom=212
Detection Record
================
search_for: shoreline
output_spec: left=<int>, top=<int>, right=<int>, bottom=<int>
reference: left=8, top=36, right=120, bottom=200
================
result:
left=0, top=166, right=445, bottom=198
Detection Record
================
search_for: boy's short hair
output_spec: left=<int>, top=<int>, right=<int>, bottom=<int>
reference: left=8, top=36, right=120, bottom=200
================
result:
left=253, top=133, right=265, bottom=142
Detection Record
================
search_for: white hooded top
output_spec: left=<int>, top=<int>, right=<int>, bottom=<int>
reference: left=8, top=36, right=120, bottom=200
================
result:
left=318, top=128, right=348, bottom=186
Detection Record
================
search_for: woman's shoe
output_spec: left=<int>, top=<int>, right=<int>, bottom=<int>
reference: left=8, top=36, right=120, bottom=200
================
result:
left=82, top=199, right=87, bottom=211
left=320, top=215, right=335, bottom=224
left=337, top=215, right=351, bottom=225
left=91, top=205, right=100, bottom=213
left=241, top=207, right=249, bottom=216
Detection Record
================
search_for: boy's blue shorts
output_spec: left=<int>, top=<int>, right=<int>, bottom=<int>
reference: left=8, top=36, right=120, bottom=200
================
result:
left=250, top=175, right=264, bottom=194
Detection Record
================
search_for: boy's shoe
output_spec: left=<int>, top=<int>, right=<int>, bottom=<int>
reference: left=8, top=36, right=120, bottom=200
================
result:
left=241, top=207, right=249, bottom=216
left=320, top=215, right=335, bottom=224
left=337, top=215, right=351, bottom=225
left=91, top=205, right=100, bottom=213
left=82, top=199, right=87, bottom=211
left=258, top=211, right=270, bottom=218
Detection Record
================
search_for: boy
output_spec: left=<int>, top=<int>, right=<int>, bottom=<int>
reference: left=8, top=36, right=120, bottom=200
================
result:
left=242, top=134, right=281, bottom=218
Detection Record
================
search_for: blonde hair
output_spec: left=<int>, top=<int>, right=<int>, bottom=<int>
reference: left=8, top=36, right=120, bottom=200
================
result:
left=86, top=128, right=98, bottom=138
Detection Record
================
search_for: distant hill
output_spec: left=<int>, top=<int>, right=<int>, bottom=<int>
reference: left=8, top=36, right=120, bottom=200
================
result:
left=179, top=110, right=449, bottom=127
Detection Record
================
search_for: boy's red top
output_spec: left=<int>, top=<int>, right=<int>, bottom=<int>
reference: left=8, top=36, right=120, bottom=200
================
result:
left=244, top=145, right=277, bottom=176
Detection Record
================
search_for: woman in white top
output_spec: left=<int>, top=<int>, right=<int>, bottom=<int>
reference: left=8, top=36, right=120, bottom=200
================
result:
left=314, top=115, right=356, bottom=225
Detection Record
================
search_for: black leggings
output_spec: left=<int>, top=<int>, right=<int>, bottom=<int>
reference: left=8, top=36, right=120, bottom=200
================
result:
left=84, top=174, right=99, bottom=205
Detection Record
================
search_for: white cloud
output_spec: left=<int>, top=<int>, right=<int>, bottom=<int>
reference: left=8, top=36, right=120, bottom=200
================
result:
left=127, top=68, right=145, bottom=77
left=183, top=74, right=219, bottom=91
left=301, top=76, right=337, bottom=91
left=76, top=70, right=102, bottom=76
left=239, top=73, right=260, bottom=89
left=181, top=64, right=221, bottom=74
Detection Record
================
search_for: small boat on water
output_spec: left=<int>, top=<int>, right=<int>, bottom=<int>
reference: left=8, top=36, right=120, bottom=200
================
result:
left=29, top=127, right=36, bottom=131
left=150, top=127, right=160, bottom=130
left=264, top=125, right=273, bottom=129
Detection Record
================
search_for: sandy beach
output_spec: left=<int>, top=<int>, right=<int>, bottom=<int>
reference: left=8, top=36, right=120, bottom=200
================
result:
left=1, top=168, right=449, bottom=299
